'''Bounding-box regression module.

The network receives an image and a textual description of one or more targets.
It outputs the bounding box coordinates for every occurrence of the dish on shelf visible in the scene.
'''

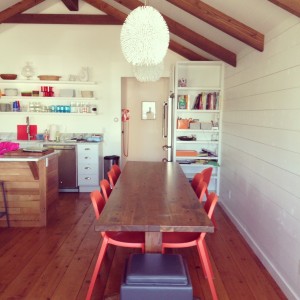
[4,88,18,96]
[176,150,198,156]
[38,75,61,81]
[0,74,17,80]
[177,136,196,141]
[21,92,32,96]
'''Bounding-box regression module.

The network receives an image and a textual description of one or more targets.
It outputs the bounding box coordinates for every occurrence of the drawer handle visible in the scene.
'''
[85,148,91,150]
[84,156,90,159]
[84,167,91,170]
[85,177,91,180]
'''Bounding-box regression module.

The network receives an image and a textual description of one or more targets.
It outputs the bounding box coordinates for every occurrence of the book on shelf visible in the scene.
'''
[192,92,220,110]
[177,95,189,109]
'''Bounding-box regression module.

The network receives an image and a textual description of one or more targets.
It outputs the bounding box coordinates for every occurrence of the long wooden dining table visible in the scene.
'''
[95,161,214,252]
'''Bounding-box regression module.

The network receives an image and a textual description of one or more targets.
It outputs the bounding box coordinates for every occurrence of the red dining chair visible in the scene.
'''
[162,192,219,300]
[201,167,213,198]
[195,181,208,204]
[86,190,145,300]
[191,172,204,192]
[111,164,121,179]
[107,169,118,188]
[197,167,218,228]
[100,179,112,202]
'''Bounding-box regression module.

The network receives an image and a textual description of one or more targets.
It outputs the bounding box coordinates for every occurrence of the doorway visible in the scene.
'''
[121,77,170,165]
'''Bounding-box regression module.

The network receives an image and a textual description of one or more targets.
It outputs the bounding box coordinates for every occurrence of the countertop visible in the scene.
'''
[0,150,59,162]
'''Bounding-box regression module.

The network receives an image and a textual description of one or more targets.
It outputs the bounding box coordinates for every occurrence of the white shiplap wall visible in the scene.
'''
[220,15,300,300]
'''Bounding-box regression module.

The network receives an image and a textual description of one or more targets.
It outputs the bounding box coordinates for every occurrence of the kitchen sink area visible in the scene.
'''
[0,132,104,193]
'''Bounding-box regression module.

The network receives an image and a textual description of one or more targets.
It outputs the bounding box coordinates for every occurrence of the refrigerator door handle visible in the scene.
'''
[162,145,172,151]
[162,102,168,138]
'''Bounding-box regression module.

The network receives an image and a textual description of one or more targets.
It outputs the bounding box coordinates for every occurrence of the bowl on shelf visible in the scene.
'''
[177,136,196,141]
[81,90,94,98]
[0,74,17,80]
[38,75,61,81]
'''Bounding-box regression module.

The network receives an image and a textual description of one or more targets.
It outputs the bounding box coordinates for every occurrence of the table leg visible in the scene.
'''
[145,232,162,252]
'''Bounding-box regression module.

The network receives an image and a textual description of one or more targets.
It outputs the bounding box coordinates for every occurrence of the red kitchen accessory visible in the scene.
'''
[17,125,37,140]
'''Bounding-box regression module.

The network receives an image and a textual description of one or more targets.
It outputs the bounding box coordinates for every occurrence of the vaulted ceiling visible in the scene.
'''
[0,0,299,67]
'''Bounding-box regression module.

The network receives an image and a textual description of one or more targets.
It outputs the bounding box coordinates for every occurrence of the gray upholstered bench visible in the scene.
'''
[121,253,193,300]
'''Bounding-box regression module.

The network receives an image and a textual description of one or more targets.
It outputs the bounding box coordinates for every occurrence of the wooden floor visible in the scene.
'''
[0,192,287,300]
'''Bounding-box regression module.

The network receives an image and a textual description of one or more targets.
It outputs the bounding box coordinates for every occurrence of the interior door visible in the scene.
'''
[121,77,169,162]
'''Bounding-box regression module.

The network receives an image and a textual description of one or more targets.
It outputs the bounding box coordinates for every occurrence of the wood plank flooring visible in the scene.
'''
[0,192,287,300]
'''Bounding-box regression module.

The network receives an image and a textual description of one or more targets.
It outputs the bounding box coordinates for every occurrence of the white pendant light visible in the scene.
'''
[133,62,164,82]
[120,5,169,66]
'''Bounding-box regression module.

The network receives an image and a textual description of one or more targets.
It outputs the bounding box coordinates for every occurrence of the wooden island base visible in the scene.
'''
[0,153,58,227]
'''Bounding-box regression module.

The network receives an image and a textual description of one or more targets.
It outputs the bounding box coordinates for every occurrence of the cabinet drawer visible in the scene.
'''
[77,155,98,164]
[78,163,99,174]
[78,174,99,185]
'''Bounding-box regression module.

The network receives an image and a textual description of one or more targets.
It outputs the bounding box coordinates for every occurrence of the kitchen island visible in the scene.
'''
[0,150,59,227]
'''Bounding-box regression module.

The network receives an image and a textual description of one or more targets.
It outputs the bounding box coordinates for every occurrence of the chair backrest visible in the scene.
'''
[201,167,213,197]
[111,164,121,179]
[195,181,207,203]
[191,172,204,192]
[107,169,118,188]
[203,192,218,219]
[201,167,213,186]
[90,190,106,219]
[100,179,112,202]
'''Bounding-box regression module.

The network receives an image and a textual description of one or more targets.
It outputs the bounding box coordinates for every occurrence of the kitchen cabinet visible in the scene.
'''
[77,143,103,192]
[0,79,98,115]
[173,61,224,194]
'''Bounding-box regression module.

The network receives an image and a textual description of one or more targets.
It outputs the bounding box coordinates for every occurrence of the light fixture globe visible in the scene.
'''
[120,6,170,66]
[133,62,164,82]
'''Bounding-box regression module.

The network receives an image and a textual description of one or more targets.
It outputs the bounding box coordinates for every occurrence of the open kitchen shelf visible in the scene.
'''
[0,80,97,85]
[1,96,96,101]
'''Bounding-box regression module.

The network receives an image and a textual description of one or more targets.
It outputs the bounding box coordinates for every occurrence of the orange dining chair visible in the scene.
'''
[100,179,112,202]
[107,169,118,188]
[191,172,204,192]
[162,192,219,300]
[195,181,208,204]
[201,167,213,198]
[86,190,145,300]
[111,164,121,179]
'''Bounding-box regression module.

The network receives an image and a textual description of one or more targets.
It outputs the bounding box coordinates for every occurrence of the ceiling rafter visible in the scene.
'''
[83,0,210,62]
[61,0,79,11]
[112,0,236,66]
[169,40,209,61]
[166,0,264,52]
[268,0,300,18]
[4,13,122,25]
[0,0,45,23]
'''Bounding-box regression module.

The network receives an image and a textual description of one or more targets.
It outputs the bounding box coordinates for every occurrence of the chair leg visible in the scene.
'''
[197,240,218,300]
[211,214,217,229]
[202,240,214,279]
[86,237,109,300]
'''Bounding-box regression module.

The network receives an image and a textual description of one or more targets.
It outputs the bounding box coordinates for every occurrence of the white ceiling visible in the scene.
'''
[0,0,295,60]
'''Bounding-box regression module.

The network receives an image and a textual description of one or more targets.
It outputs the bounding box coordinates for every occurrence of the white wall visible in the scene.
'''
[221,15,300,299]
[0,21,182,159]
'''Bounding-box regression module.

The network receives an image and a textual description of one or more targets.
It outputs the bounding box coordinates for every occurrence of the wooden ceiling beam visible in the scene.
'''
[268,0,300,17]
[166,0,265,52]
[61,0,79,11]
[0,0,45,23]
[4,14,122,25]
[111,0,236,66]
[169,40,209,61]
